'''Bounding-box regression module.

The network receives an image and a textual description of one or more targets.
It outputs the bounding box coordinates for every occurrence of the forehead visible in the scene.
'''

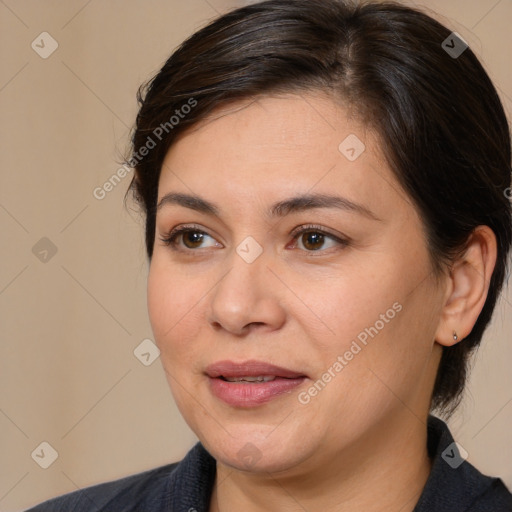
[158,93,410,220]
[169,93,367,165]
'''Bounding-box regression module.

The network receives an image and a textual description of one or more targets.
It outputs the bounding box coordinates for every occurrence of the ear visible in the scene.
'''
[435,226,497,347]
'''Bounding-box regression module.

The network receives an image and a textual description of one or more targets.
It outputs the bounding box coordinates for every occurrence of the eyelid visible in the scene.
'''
[289,224,348,242]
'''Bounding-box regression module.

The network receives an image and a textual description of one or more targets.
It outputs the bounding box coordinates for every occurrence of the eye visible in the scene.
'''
[159,225,220,250]
[290,225,349,252]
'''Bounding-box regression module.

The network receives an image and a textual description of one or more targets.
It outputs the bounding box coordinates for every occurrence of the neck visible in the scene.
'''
[209,414,432,512]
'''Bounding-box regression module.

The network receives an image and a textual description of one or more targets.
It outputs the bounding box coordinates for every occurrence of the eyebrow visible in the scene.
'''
[157,192,380,221]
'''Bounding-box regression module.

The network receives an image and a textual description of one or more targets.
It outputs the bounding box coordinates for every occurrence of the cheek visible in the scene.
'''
[147,259,212,427]
[336,280,441,415]
[147,258,203,358]
[313,268,403,350]
[311,254,438,395]
[147,260,172,341]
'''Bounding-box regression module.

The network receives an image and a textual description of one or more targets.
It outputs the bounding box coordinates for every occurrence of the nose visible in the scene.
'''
[208,248,286,336]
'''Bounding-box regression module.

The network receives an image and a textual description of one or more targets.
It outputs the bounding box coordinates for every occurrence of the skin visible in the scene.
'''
[147,93,497,511]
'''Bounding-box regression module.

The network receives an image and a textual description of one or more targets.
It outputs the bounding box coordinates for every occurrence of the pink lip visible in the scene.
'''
[205,360,307,407]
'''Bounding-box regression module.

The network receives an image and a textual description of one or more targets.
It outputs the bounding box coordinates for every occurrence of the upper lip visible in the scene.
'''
[205,360,306,379]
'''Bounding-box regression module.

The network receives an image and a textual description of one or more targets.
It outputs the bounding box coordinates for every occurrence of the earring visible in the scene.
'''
[453,331,458,342]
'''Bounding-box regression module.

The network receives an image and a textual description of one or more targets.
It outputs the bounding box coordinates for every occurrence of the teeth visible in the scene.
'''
[224,375,276,383]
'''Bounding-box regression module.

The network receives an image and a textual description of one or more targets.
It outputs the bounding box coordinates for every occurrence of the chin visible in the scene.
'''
[198,425,315,474]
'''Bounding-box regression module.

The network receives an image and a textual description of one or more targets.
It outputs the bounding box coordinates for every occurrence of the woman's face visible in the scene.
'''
[148,93,446,474]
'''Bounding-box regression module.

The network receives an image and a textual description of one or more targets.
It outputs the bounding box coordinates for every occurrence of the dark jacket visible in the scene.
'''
[25,416,512,511]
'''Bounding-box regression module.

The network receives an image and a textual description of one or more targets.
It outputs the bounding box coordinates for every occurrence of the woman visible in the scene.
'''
[27,0,512,510]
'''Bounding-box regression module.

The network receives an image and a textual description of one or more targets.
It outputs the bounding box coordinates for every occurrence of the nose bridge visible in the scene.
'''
[208,242,284,334]
[214,243,268,313]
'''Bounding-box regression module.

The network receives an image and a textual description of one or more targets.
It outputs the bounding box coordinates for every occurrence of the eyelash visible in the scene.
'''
[159,224,350,254]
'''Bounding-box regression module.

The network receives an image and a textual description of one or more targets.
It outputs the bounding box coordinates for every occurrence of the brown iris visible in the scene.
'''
[182,231,205,249]
[301,232,325,251]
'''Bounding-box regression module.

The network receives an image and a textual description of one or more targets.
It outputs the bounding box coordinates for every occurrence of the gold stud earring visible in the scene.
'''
[453,331,458,342]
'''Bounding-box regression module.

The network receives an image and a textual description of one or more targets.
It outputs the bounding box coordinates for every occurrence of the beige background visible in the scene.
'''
[0,1,511,510]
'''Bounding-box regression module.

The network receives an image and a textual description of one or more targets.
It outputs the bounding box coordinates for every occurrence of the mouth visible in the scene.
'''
[205,360,308,407]
[220,375,277,383]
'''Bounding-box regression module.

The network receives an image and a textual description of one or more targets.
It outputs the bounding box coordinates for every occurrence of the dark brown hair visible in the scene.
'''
[126,0,512,415]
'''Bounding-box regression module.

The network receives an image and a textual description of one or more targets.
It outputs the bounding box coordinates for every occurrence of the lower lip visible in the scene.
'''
[208,377,307,407]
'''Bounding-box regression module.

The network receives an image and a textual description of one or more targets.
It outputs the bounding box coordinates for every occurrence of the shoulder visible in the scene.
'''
[414,416,512,512]
[24,462,179,512]
[467,479,512,512]
[24,442,217,512]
